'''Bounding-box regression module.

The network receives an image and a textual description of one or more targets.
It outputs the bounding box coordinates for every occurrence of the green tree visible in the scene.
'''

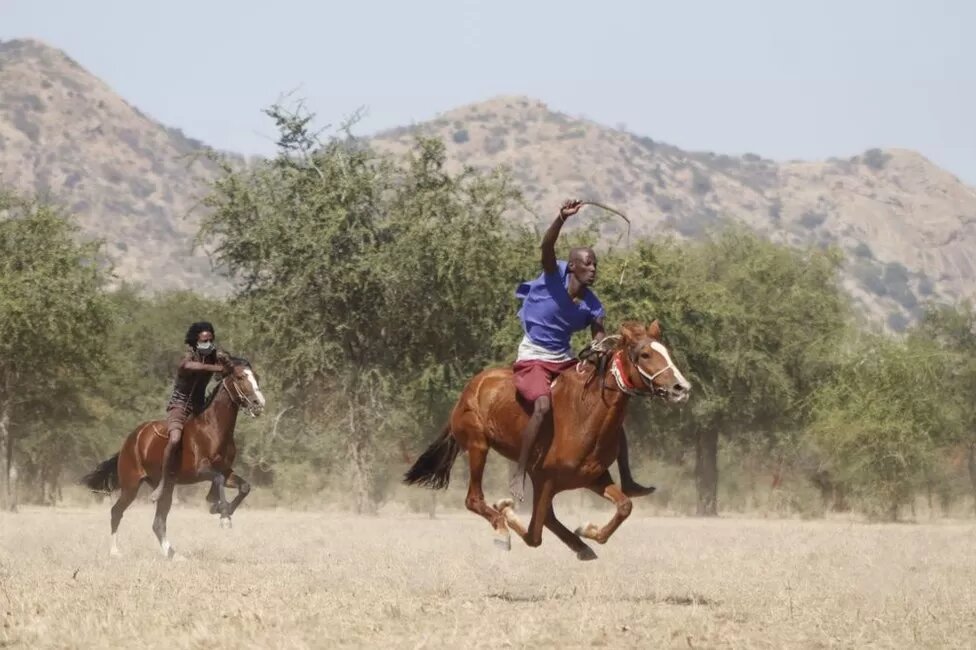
[0,190,114,510]
[808,332,960,520]
[915,301,976,512]
[197,103,534,511]
[597,228,850,515]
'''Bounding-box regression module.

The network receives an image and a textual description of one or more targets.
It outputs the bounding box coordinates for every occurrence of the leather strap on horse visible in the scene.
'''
[609,352,644,395]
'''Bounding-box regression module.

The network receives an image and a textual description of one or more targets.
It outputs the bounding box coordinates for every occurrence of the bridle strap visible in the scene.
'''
[220,374,259,415]
[610,352,645,396]
[612,347,675,397]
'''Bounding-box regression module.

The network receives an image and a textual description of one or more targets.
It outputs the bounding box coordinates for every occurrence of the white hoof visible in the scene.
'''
[493,529,512,551]
[219,517,232,529]
[172,553,187,562]
[109,547,122,558]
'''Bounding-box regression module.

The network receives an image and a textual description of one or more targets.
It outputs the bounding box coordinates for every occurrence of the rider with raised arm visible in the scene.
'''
[509,199,653,501]
[150,321,230,503]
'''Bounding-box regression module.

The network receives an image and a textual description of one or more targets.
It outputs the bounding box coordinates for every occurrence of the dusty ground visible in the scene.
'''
[1,501,975,649]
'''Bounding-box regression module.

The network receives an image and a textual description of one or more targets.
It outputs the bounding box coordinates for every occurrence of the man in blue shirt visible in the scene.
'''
[510,199,652,501]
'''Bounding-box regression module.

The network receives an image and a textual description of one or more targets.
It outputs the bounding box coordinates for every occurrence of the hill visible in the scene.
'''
[0,38,229,292]
[3,39,976,329]
[371,96,976,330]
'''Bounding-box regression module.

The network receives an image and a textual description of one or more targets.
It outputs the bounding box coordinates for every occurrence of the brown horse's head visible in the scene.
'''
[616,320,691,403]
[221,358,266,417]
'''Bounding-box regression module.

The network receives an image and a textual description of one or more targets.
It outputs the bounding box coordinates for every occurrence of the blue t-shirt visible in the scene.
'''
[515,260,605,355]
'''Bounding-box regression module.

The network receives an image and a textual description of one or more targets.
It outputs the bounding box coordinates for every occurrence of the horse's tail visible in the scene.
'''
[80,453,120,494]
[403,424,460,490]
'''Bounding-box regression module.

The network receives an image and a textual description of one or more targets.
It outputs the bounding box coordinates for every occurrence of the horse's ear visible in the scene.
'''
[647,320,662,340]
[618,321,645,343]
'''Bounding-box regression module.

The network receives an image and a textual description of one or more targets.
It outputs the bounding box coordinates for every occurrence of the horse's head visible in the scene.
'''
[222,358,266,417]
[617,320,692,403]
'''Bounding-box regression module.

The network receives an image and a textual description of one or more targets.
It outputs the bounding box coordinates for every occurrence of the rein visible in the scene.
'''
[219,374,261,417]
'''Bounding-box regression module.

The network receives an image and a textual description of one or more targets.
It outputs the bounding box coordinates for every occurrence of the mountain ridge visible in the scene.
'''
[3,39,975,330]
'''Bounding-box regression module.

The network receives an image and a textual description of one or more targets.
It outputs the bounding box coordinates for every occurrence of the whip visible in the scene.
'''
[577,200,632,284]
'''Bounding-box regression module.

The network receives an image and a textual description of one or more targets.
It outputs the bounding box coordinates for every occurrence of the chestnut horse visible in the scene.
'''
[404,320,691,560]
[81,358,265,559]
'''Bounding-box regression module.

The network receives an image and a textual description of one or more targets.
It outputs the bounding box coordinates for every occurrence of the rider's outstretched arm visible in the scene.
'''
[181,358,225,373]
[541,200,583,273]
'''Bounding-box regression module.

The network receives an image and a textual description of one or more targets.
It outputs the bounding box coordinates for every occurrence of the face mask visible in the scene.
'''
[196,341,214,355]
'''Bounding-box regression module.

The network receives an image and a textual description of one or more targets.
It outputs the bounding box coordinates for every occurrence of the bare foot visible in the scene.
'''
[622,482,656,498]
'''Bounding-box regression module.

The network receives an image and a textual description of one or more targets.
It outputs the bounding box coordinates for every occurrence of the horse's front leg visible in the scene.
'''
[575,470,633,545]
[200,468,231,528]
[224,472,251,519]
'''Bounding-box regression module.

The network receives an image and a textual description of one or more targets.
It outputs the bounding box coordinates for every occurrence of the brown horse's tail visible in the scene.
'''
[80,453,120,494]
[403,424,460,490]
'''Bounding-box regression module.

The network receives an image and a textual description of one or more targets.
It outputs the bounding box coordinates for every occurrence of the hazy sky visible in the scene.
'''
[3,0,974,183]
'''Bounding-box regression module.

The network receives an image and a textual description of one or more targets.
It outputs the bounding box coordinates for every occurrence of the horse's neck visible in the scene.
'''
[577,358,630,419]
[200,383,240,440]
[574,361,632,464]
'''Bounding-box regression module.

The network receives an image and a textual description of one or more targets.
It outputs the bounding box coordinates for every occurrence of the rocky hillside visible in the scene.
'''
[372,97,976,331]
[3,39,976,330]
[0,38,229,292]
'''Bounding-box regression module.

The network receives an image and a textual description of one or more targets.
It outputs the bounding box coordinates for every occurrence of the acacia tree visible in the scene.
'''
[198,103,534,511]
[0,190,113,510]
[597,228,850,515]
[915,301,976,512]
[808,331,959,520]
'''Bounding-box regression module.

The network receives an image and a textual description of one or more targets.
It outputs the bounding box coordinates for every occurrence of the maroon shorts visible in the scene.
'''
[512,359,577,403]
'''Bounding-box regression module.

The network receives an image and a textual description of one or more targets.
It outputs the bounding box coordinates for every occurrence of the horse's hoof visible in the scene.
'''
[209,503,220,515]
[493,530,512,551]
[171,553,187,562]
[109,547,122,558]
[219,517,232,529]
[495,535,512,551]
[576,546,598,561]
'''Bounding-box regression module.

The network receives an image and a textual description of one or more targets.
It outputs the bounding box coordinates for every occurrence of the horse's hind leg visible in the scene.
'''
[575,471,633,545]
[152,484,181,560]
[109,484,139,557]
[463,441,512,550]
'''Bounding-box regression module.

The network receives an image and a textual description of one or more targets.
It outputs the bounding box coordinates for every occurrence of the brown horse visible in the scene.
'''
[81,357,265,559]
[404,320,691,560]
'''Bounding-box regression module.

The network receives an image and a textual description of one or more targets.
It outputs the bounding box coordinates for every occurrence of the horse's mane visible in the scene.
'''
[202,356,252,411]
[576,336,625,389]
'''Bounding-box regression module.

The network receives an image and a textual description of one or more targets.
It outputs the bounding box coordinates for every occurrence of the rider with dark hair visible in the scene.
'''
[509,200,654,501]
[149,321,230,503]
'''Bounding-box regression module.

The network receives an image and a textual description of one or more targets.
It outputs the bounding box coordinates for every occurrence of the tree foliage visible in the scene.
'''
[0,190,114,508]
[3,102,976,521]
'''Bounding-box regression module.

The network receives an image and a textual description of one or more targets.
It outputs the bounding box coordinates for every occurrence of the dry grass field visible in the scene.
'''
[2,500,975,649]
